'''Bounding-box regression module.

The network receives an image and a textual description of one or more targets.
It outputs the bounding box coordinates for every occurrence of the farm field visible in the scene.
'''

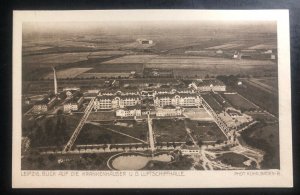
[221,93,259,111]
[153,119,188,143]
[233,81,278,116]
[87,63,144,73]
[105,55,158,64]
[44,68,93,79]
[23,52,90,65]
[244,78,278,94]
[77,72,131,79]
[248,44,277,50]
[206,43,244,50]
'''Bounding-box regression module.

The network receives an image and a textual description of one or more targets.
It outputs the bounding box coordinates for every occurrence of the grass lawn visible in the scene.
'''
[222,93,258,111]
[88,111,116,121]
[75,121,148,145]
[23,113,83,148]
[153,119,188,143]
[185,120,227,142]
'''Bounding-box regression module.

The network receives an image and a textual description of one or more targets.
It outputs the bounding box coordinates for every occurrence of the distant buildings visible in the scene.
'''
[154,93,202,107]
[116,105,142,117]
[190,79,226,92]
[137,39,153,44]
[33,95,57,113]
[156,105,182,117]
[94,95,141,111]
[180,144,201,155]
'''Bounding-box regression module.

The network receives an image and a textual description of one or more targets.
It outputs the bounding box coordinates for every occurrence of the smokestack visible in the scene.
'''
[52,67,58,95]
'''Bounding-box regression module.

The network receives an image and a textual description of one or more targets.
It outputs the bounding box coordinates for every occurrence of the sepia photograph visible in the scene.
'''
[12,10,293,188]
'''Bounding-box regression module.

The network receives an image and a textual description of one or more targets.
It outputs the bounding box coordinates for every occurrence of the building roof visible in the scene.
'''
[181,144,200,150]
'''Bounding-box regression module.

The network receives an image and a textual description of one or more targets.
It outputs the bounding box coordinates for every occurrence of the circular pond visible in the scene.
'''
[108,152,173,170]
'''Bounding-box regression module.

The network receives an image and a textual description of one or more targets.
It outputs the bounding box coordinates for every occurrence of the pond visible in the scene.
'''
[109,152,173,170]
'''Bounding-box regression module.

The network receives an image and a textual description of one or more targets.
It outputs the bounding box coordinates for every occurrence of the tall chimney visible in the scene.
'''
[52,67,58,94]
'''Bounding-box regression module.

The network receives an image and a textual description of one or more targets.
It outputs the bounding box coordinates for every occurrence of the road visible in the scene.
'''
[147,114,156,152]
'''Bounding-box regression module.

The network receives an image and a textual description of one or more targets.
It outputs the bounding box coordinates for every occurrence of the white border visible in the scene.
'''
[12,10,293,188]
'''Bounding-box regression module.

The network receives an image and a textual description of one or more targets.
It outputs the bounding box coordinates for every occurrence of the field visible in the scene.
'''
[23,52,90,65]
[44,68,93,79]
[244,78,278,94]
[88,111,116,121]
[105,55,158,64]
[201,94,224,113]
[22,113,83,148]
[233,81,278,116]
[206,43,244,50]
[77,72,131,79]
[185,120,227,142]
[248,44,277,50]
[153,119,188,143]
[221,93,259,111]
[75,120,148,145]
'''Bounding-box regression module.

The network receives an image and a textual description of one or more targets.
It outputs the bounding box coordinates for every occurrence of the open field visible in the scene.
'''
[221,93,259,111]
[86,63,144,74]
[233,82,278,116]
[248,44,277,50]
[201,94,224,113]
[77,72,131,79]
[105,55,158,64]
[153,119,188,143]
[88,111,116,121]
[185,120,227,142]
[22,113,83,147]
[44,68,93,79]
[23,52,90,64]
[206,43,244,50]
[244,78,278,94]
[75,121,147,145]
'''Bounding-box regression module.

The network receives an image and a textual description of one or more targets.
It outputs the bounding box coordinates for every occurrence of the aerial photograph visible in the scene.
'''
[21,20,279,171]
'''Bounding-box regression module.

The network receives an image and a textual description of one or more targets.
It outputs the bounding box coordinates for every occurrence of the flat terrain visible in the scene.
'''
[185,120,227,142]
[221,93,259,111]
[75,120,148,145]
[23,113,83,147]
[153,119,188,143]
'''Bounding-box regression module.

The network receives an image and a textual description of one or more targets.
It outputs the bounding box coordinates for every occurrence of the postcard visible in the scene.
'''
[12,10,293,188]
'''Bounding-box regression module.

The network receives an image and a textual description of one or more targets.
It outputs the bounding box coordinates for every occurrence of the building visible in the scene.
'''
[156,105,182,117]
[94,95,141,111]
[190,79,226,92]
[180,144,201,155]
[116,105,142,117]
[63,96,84,112]
[33,95,57,113]
[216,49,223,54]
[154,93,202,108]
[137,39,153,44]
